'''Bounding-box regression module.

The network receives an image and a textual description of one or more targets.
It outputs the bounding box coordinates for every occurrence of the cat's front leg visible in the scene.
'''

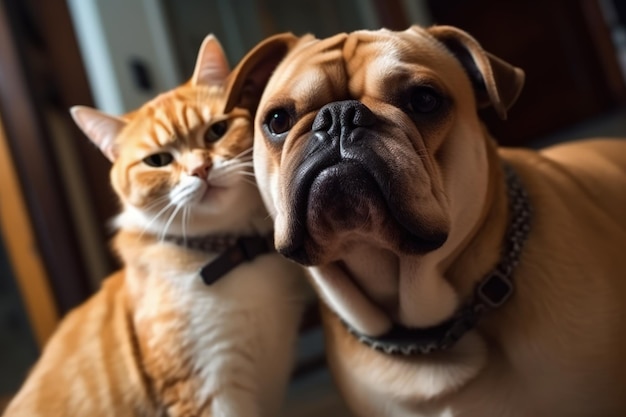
[209,389,264,417]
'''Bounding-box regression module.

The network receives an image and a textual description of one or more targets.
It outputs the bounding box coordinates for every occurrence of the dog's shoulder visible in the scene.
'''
[499,139,626,221]
[539,138,626,178]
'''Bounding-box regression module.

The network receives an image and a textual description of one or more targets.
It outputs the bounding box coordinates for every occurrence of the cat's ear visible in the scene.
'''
[191,34,230,87]
[223,32,302,116]
[70,106,126,162]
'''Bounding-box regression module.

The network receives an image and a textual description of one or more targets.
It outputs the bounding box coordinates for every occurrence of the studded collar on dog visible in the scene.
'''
[164,233,275,285]
[345,163,532,355]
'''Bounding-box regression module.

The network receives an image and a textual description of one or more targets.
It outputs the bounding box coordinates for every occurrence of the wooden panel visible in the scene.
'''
[427,0,626,145]
[35,0,118,229]
[0,1,93,313]
[22,0,119,276]
[0,117,59,347]
[372,0,410,30]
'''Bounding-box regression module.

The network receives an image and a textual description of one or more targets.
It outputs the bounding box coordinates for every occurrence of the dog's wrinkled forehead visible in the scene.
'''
[344,27,441,69]
[261,33,348,108]
[262,27,464,108]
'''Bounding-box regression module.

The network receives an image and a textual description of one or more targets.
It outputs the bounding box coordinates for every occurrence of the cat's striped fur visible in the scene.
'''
[3,35,309,417]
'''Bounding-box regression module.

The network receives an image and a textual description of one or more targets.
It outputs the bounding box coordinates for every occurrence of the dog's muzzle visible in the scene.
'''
[280,100,448,264]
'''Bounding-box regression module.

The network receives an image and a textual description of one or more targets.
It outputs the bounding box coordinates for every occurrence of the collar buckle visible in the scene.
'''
[476,270,514,309]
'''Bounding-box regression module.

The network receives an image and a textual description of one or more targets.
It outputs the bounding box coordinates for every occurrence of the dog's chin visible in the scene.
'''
[277,161,449,265]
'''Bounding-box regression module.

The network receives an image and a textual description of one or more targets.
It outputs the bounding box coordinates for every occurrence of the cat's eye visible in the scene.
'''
[205,120,228,142]
[265,109,293,136]
[143,152,174,167]
[408,86,442,114]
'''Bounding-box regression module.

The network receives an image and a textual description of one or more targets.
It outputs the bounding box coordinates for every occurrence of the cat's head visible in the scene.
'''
[71,35,267,238]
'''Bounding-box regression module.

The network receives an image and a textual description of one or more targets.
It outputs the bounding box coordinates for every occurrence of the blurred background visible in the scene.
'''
[0,0,625,414]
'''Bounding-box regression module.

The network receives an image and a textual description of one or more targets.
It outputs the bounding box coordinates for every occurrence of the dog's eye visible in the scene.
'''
[143,152,174,167]
[266,109,293,135]
[408,87,442,114]
[205,120,228,143]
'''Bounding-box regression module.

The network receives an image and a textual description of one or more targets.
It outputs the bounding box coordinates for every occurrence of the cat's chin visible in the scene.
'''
[114,180,267,238]
[198,184,227,204]
[182,181,230,212]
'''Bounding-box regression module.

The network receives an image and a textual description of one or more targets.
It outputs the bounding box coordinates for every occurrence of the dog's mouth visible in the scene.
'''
[278,157,449,265]
[273,100,449,265]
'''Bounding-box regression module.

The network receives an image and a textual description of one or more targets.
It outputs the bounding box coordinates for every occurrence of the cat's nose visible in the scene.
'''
[190,162,212,179]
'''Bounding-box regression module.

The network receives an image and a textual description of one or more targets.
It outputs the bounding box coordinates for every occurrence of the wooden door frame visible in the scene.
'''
[0,117,58,347]
[0,0,99,316]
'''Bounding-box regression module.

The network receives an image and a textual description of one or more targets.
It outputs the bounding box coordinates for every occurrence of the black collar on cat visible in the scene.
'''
[345,163,532,355]
[165,233,275,285]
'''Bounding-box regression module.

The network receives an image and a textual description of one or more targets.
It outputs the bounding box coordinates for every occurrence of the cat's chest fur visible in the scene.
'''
[121,233,307,417]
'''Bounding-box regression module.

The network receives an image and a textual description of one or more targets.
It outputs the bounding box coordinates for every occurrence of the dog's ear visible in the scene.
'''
[426,25,525,120]
[223,33,300,116]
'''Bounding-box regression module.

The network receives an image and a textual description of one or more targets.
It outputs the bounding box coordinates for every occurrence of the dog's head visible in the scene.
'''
[225,26,524,334]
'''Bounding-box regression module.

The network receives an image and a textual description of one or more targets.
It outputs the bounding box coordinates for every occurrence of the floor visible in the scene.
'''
[0,238,38,407]
[282,368,354,417]
[281,327,354,417]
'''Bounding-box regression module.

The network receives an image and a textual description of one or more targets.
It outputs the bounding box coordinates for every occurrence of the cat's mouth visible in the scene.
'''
[170,178,213,205]
[200,185,224,202]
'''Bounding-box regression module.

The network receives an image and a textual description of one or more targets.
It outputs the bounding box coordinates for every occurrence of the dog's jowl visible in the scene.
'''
[225,25,626,416]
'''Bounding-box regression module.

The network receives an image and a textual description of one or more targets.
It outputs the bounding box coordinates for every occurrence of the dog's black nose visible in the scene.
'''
[312,100,376,143]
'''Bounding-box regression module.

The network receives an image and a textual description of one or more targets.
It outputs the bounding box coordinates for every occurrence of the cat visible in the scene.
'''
[3,34,309,417]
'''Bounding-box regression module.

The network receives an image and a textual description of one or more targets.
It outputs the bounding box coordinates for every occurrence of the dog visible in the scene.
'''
[222,25,626,416]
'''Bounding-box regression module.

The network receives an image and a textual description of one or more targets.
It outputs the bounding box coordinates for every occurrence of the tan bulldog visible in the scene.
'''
[224,26,626,416]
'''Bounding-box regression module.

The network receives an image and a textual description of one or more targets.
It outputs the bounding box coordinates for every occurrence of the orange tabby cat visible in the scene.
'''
[3,35,308,417]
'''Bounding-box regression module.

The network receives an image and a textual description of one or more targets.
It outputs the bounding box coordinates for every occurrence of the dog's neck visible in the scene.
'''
[306,128,532,351]
[398,136,513,328]
[318,138,514,337]
[445,148,511,300]
[336,153,531,355]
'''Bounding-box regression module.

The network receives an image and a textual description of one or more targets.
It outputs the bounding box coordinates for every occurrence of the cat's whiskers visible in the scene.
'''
[230,147,253,161]
[211,163,258,189]
[264,205,278,220]
[139,200,177,239]
[170,184,199,206]
[181,206,190,245]
[216,160,254,172]
[138,186,194,240]
[240,177,259,189]
[209,160,254,184]
[210,172,257,188]
[160,202,186,242]
[227,163,255,170]
[210,168,253,181]
[223,153,253,164]
[142,195,172,212]
[157,182,205,241]
[236,172,259,188]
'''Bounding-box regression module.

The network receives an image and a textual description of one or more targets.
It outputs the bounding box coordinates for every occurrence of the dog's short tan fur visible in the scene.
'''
[225,26,626,416]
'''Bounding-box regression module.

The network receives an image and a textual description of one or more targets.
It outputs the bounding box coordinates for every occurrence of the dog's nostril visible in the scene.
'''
[348,103,376,128]
[313,100,376,136]
[312,108,333,132]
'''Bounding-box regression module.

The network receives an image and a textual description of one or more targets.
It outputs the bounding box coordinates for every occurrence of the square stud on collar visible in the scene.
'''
[476,270,514,308]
